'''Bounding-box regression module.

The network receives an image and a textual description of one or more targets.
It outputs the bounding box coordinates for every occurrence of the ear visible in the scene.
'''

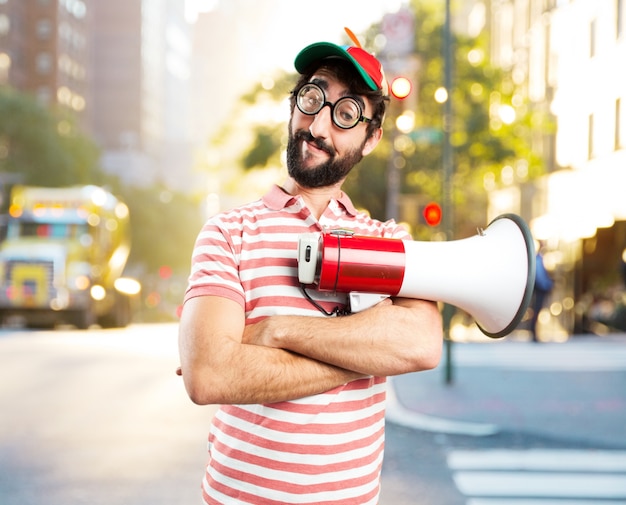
[361,127,383,156]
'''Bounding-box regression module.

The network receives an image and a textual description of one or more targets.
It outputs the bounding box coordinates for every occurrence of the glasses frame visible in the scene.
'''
[294,83,372,130]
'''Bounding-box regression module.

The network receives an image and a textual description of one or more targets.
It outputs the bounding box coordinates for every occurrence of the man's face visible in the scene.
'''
[287,69,380,188]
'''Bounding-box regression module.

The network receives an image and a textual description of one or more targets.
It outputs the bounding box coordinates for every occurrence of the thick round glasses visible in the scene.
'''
[295,83,372,130]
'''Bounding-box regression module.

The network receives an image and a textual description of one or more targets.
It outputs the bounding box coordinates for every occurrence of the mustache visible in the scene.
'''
[294,130,336,157]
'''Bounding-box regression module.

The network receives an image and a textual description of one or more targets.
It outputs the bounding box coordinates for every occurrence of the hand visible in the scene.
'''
[242,298,394,348]
[242,318,274,347]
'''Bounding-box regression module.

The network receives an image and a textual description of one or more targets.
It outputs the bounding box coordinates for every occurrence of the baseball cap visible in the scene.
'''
[294,28,389,96]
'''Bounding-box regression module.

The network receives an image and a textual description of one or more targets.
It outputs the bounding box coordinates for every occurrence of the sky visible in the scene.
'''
[186,0,407,76]
[185,0,410,144]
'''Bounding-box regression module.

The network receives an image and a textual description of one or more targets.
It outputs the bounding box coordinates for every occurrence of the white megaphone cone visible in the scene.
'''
[297,214,536,338]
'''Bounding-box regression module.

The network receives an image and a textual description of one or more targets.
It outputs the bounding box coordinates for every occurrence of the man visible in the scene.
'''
[178,34,443,505]
[530,245,553,342]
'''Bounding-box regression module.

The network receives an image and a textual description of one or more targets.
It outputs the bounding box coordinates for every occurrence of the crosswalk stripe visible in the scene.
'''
[448,449,626,502]
[448,449,626,472]
[467,500,618,505]
[453,472,626,498]
[451,343,626,371]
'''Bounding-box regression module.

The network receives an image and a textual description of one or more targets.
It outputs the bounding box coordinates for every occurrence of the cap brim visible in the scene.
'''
[294,42,378,92]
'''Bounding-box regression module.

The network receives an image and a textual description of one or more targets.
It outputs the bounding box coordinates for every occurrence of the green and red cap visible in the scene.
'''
[294,28,389,96]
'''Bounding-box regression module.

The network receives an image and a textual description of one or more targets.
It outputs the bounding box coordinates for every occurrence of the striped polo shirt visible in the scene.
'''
[184,184,410,505]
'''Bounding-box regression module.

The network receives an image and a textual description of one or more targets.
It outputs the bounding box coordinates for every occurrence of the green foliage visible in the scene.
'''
[241,124,284,169]
[0,86,202,309]
[240,71,294,104]
[346,1,551,237]
[0,87,102,186]
[238,72,292,172]
[206,3,552,239]
[111,183,204,276]
[343,140,391,220]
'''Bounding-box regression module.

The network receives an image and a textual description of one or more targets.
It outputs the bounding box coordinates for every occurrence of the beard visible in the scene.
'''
[286,128,365,188]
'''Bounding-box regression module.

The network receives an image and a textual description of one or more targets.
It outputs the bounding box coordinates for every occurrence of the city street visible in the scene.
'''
[1,323,625,505]
[0,324,217,505]
[380,336,626,504]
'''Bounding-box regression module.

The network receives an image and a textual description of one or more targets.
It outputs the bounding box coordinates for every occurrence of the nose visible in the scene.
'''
[308,103,332,140]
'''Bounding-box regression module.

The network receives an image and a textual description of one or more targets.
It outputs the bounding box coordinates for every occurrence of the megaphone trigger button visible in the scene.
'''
[305,245,311,262]
[329,229,355,237]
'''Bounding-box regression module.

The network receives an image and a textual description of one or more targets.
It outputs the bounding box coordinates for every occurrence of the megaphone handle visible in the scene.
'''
[349,292,391,312]
[299,285,389,316]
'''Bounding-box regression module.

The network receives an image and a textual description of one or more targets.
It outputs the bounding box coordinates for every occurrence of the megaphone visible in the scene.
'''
[297,214,536,338]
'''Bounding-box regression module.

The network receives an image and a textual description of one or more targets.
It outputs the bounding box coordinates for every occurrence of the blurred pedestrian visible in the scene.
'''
[620,248,626,287]
[530,246,553,342]
[177,30,443,504]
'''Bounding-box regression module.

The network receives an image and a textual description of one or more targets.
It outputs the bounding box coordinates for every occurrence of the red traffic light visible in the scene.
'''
[390,76,412,99]
[159,265,173,279]
[423,202,442,226]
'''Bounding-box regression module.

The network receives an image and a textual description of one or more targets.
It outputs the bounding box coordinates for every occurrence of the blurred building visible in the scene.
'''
[189,0,287,145]
[0,0,92,127]
[488,0,626,336]
[91,0,195,191]
[0,0,198,192]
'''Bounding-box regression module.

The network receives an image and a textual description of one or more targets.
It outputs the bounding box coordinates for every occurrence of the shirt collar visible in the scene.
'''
[263,184,358,217]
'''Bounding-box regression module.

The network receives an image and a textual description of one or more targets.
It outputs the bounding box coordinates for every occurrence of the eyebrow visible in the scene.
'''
[309,77,330,91]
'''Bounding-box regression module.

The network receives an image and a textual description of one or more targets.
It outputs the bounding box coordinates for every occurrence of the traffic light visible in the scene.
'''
[159,265,172,279]
[390,76,412,99]
[422,202,442,226]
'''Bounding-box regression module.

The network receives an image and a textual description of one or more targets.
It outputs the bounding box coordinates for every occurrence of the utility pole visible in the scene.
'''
[443,0,455,385]
[381,6,416,222]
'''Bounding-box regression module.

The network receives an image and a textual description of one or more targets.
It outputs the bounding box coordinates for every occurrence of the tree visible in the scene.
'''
[113,183,204,275]
[344,0,550,238]
[0,87,102,187]
[204,3,551,240]
[0,87,205,322]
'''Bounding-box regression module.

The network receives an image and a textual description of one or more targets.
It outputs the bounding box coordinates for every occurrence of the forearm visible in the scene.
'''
[178,296,364,405]
[181,340,364,406]
[246,299,443,377]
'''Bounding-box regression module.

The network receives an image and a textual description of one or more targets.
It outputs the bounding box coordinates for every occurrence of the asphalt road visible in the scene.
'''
[380,334,626,504]
[0,324,217,505]
[1,324,625,505]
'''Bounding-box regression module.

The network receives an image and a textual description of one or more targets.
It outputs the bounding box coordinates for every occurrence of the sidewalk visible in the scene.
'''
[386,334,626,447]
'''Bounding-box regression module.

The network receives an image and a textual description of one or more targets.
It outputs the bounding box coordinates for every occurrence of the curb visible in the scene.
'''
[385,377,499,437]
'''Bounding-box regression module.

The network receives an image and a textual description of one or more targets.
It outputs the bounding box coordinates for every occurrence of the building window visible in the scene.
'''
[61,0,87,19]
[37,86,52,106]
[617,98,623,150]
[36,19,53,40]
[0,52,10,84]
[35,52,53,74]
[588,113,595,159]
[0,13,9,36]
[544,0,557,12]
[590,19,596,58]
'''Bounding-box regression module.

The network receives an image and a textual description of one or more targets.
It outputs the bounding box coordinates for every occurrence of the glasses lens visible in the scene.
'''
[297,84,324,115]
[333,98,362,129]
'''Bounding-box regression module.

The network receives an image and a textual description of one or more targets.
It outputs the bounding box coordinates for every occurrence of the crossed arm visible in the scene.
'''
[178,295,443,406]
